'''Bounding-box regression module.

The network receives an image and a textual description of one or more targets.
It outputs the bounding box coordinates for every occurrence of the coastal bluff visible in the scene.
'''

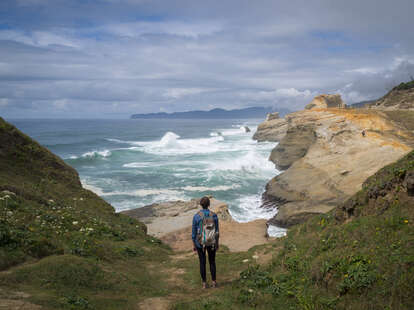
[254,94,414,227]
[121,198,270,252]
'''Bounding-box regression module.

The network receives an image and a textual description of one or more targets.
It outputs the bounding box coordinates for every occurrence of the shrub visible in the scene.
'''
[338,255,377,294]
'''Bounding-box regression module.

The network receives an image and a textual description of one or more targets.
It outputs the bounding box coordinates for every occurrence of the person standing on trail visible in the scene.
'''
[192,196,219,289]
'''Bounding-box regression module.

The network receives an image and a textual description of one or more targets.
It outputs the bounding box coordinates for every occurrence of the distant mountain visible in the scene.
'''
[131,107,290,119]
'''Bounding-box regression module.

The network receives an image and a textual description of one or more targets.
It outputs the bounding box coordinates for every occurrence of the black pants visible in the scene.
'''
[196,246,216,282]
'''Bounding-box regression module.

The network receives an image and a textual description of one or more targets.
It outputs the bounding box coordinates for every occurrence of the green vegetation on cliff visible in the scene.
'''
[393,80,414,91]
[0,117,171,309]
[176,151,414,309]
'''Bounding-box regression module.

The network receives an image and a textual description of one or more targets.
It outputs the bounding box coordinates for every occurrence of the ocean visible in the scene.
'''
[9,118,286,237]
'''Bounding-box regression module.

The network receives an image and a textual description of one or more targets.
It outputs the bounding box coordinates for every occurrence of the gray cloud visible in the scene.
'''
[1,0,414,118]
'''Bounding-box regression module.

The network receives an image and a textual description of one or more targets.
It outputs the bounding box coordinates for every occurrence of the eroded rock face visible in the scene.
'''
[305,94,346,110]
[253,118,288,142]
[269,124,316,170]
[261,108,413,228]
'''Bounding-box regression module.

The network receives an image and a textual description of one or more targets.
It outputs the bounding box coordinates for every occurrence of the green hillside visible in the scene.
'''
[0,117,171,309]
[176,151,414,309]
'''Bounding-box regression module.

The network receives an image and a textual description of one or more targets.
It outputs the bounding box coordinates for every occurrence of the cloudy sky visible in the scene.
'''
[1,0,414,118]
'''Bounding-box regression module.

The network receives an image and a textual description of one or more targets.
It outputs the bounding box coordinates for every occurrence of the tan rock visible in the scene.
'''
[266,112,280,121]
[263,108,413,227]
[253,118,288,142]
[269,124,316,170]
[305,94,346,110]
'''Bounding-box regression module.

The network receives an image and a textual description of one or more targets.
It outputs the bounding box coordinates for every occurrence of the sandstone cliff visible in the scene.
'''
[255,107,414,227]
[252,112,288,142]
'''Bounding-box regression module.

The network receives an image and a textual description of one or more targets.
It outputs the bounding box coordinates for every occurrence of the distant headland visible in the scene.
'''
[130,106,291,119]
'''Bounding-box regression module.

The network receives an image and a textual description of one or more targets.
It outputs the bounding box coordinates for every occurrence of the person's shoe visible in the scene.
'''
[202,282,207,289]
[212,281,217,288]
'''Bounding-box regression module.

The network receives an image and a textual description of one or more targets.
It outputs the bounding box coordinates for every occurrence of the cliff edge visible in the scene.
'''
[254,95,414,227]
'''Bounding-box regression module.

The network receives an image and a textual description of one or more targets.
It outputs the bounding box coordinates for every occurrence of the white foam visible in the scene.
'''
[230,194,279,223]
[82,181,106,196]
[106,138,128,144]
[137,131,225,155]
[181,185,240,192]
[81,150,112,158]
[220,127,245,136]
[159,131,180,147]
[267,225,287,238]
[209,150,276,174]
[123,162,156,168]
[105,188,182,197]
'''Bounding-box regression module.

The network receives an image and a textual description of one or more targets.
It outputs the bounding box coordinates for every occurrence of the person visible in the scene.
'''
[192,196,219,289]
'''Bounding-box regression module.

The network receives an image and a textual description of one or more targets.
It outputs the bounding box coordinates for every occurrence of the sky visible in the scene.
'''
[1,0,414,119]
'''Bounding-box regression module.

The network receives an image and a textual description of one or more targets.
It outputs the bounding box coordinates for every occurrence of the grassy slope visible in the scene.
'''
[176,151,414,310]
[0,117,171,309]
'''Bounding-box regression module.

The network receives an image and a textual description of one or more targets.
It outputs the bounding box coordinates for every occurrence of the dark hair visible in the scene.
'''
[200,196,210,209]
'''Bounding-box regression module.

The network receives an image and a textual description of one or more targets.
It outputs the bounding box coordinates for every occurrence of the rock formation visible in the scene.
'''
[252,116,288,142]
[255,106,414,228]
[305,94,346,110]
[266,112,280,121]
[269,124,316,170]
[243,126,251,133]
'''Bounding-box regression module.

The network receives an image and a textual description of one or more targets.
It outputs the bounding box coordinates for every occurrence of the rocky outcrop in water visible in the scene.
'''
[255,105,414,228]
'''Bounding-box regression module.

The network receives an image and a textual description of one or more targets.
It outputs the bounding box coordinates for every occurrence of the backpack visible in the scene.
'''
[197,210,217,248]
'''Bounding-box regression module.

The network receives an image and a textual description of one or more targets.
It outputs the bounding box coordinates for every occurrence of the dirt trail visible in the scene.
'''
[125,198,278,309]
[138,244,276,310]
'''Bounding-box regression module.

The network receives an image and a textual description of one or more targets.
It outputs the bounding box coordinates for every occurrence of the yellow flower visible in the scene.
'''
[404,219,409,224]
